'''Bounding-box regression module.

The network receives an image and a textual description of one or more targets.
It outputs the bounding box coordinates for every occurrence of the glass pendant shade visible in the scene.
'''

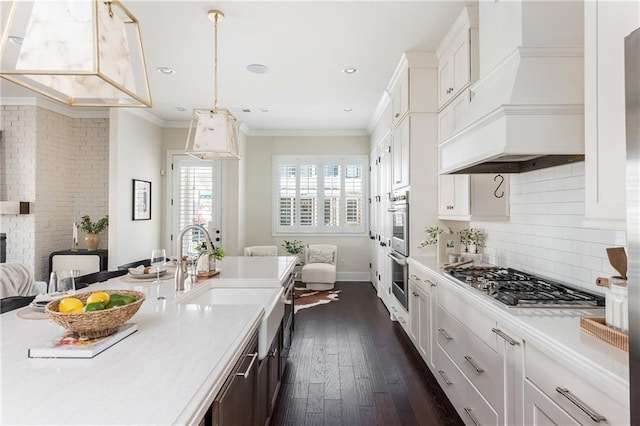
[0,0,151,107]
[186,108,241,160]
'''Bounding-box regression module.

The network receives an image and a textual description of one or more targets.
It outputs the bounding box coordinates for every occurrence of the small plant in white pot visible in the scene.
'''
[282,240,304,263]
[79,215,108,251]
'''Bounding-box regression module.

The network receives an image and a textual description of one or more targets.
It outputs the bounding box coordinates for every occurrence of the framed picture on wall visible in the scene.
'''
[132,179,151,221]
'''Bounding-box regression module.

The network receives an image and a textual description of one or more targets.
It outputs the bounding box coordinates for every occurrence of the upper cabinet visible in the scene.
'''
[436,6,478,110]
[392,117,410,190]
[391,68,410,128]
[584,0,639,228]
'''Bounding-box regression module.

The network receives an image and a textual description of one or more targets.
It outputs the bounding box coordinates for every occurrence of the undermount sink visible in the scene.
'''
[180,287,284,359]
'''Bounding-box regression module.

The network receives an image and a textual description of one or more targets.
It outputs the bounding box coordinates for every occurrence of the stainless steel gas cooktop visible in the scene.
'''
[445,266,605,308]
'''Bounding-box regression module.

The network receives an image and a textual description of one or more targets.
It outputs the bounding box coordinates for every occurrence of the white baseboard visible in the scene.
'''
[336,271,370,282]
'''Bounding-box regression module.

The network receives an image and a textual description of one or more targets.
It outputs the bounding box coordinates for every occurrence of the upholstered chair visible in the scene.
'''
[301,244,337,290]
[243,246,278,256]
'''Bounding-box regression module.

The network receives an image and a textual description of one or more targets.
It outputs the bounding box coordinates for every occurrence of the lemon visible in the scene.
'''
[58,297,83,313]
[86,291,110,306]
[83,302,105,312]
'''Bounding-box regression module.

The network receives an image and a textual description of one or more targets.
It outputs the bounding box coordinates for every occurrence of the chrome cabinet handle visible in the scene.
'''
[395,113,400,118]
[426,279,436,287]
[464,407,481,426]
[410,274,421,281]
[438,328,453,340]
[399,317,406,325]
[438,370,453,385]
[555,387,606,423]
[236,352,258,378]
[491,328,520,346]
[464,355,485,373]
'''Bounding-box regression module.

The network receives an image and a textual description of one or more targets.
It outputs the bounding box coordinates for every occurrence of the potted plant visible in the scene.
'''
[418,226,445,248]
[79,215,108,251]
[458,227,486,254]
[282,240,304,263]
[194,243,226,272]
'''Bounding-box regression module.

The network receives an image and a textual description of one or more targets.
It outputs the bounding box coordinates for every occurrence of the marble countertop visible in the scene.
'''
[408,256,630,403]
[1,256,297,425]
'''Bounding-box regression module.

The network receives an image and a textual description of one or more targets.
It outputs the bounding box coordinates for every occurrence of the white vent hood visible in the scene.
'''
[439,1,585,174]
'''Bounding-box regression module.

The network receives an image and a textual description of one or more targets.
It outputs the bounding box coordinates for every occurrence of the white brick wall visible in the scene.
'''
[473,162,626,295]
[1,106,109,280]
[0,106,37,270]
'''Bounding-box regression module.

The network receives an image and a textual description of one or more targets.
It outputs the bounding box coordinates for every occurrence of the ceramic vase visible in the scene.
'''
[84,233,100,251]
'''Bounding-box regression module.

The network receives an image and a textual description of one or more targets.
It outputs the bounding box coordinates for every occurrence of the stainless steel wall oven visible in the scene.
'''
[388,191,409,310]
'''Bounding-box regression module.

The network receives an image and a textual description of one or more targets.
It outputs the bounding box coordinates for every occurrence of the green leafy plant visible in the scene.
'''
[194,244,226,260]
[282,240,304,255]
[458,228,486,252]
[418,226,445,248]
[79,215,109,234]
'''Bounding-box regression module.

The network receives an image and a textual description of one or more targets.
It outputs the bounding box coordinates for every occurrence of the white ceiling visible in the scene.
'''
[0,1,468,133]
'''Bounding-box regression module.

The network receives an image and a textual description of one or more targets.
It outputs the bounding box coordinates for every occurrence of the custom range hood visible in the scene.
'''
[439,1,585,174]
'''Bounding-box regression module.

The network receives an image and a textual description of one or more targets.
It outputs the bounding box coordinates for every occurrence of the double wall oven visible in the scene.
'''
[388,190,409,310]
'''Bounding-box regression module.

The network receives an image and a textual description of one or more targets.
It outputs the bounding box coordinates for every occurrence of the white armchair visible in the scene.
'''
[301,244,337,291]
[243,245,278,256]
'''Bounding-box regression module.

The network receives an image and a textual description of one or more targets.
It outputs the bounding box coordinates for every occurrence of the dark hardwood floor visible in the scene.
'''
[270,282,463,426]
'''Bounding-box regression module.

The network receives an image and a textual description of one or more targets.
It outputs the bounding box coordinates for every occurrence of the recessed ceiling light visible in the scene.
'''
[260,108,269,113]
[344,108,353,112]
[8,36,23,45]
[241,109,252,113]
[156,66,175,75]
[246,64,269,74]
[342,67,358,74]
[175,106,186,112]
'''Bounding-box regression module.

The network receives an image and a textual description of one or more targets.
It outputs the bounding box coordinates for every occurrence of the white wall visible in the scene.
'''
[474,162,626,295]
[1,105,109,280]
[108,109,163,269]
[245,134,370,280]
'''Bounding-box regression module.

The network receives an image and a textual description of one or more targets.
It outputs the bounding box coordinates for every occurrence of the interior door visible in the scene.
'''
[169,155,222,258]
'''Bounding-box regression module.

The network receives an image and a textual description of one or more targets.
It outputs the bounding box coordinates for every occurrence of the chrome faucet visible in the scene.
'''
[175,224,215,291]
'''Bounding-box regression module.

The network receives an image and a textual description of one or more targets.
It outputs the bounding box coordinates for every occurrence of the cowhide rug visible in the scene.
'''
[293,288,341,313]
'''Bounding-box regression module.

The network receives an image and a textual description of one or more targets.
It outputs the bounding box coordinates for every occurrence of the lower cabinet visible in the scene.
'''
[211,332,259,426]
[408,279,432,367]
[258,326,283,426]
[523,343,629,425]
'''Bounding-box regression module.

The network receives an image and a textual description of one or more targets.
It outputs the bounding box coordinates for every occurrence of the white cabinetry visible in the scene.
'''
[438,175,470,219]
[408,265,437,368]
[584,0,639,228]
[391,68,409,127]
[392,117,410,190]
[437,6,478,109]
[524,343,629,425]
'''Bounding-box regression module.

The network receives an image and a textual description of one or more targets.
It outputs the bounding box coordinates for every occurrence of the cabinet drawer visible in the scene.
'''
[436,345,498,426]
[525,344,629,425]
[408,266,437,294]
[438,284,497,350]
[390,298,410,335]
[436,305,500,410]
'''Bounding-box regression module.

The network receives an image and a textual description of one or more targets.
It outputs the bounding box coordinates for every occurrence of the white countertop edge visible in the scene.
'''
[407,256,630,404]
[175,308,263,425]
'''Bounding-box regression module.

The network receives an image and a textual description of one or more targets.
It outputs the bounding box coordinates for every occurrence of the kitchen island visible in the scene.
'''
[1,255,297,425]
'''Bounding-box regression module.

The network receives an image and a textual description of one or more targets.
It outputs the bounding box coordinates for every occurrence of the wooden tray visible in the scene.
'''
[580,317,628,352]
[197,270,220,278]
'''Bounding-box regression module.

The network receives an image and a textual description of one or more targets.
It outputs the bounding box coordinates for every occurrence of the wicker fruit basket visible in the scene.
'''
[45,290,145,338]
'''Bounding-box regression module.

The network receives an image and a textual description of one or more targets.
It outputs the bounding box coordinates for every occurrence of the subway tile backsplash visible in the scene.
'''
[473,162,626,295]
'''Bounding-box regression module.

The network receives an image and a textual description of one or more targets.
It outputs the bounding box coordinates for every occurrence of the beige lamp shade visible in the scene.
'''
[0,0,151,107]
[185,108,241,160]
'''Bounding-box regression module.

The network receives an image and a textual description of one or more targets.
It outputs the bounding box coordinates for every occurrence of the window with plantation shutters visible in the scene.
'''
[273,155,368,234]
[170,157,222,257]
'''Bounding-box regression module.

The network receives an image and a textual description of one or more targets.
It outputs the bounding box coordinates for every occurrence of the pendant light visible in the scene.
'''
[0,0,151,107]
[185,9,241,160]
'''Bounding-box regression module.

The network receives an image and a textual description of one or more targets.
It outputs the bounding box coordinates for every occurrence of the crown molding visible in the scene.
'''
[1,97,110,118]
[124,107,165,127]
[366,90,391,135]
[247,129,369,137]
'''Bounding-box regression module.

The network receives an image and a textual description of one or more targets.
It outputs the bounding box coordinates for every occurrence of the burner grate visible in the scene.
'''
[446,267,604,308]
